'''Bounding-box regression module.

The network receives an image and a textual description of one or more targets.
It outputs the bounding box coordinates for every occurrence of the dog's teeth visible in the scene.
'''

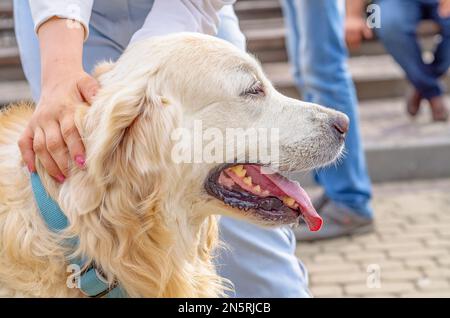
[282,196,296,208]
[243,177,252,186]
[160,97,170,106]
[253,185,261,193]
[229,165,246,178]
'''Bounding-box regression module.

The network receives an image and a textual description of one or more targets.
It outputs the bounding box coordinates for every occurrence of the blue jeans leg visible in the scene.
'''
[216,218,310,298]
[281,0,373,217]
[375,0,444,99]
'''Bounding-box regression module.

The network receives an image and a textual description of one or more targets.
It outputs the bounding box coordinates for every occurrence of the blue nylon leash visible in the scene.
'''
[30,173,126,297]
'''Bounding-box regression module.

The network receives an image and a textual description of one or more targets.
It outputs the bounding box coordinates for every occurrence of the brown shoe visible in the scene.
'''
[406,89,422,117]
[429,96,449,122]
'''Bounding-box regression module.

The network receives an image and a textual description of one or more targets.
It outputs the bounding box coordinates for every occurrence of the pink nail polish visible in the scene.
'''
[27,164,34,173]
[75,155,86,167]
[56,175,65,183]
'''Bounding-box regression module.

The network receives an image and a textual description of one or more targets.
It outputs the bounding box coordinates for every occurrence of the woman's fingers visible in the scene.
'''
[60,116,85,168]
[18,126,36,173]
[45,122,71,178]
[33,126,66,183]
[20,71,98,181]
[78,75,100,104]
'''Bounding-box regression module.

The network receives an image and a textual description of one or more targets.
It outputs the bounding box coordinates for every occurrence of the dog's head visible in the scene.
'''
[62,33,348,296]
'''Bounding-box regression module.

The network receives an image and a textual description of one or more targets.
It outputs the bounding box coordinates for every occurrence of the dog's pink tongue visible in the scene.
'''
[262,168,323,232]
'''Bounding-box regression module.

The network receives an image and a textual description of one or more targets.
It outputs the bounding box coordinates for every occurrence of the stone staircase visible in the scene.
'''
[1,0,449,182]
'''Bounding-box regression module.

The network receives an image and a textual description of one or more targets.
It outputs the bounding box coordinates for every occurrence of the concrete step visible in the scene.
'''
[0,0,19,82]
[243,23,287,63]
[0,46,24,81]
[235,0,282,20]
[0,31,16,48]
[360,96,450,148]
[291,96,450,185]
[0,0,12,14]
[0,16,13,30]
[0,46,19,65]
[263,55,450,101]
[0,2,15,48]
[0,80,32,106]
[360,96,450,183]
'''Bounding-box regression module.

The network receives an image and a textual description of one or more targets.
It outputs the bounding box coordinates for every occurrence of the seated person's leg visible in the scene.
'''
[375,0,443,100]
[425,1,450,121]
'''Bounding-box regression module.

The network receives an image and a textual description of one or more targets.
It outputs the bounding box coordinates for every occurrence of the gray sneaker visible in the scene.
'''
[294,196,374,241]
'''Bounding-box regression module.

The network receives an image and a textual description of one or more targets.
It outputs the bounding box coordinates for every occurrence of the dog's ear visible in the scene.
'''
[61,73,185,296]
[63,74,181,219]
[83,75,181,185]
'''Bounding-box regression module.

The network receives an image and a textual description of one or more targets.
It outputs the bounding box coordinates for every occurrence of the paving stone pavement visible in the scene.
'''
[297,178,450,298]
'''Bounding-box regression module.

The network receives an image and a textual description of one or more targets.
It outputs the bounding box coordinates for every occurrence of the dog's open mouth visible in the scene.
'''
[205,164,323,231]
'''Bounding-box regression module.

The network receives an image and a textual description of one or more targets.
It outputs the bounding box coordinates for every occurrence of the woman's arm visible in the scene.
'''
[18,17,99,182]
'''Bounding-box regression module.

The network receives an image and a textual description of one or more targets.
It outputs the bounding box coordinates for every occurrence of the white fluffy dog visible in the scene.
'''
[0,33,348,297]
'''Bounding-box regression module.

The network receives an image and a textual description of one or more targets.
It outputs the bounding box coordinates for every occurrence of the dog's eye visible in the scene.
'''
[243,81,265,97]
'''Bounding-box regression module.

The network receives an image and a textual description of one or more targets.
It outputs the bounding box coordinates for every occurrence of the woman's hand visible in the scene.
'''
[345,0,373,50]
[19,70,98,182]
[345,15,373,50]
[439,0,450,18]
[18,17,99,182]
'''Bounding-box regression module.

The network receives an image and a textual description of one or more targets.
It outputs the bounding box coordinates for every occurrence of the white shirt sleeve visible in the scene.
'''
[28,0,94,40]
[130,0,236,44]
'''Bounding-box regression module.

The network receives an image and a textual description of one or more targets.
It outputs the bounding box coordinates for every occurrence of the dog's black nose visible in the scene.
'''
[332,113,350,135]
